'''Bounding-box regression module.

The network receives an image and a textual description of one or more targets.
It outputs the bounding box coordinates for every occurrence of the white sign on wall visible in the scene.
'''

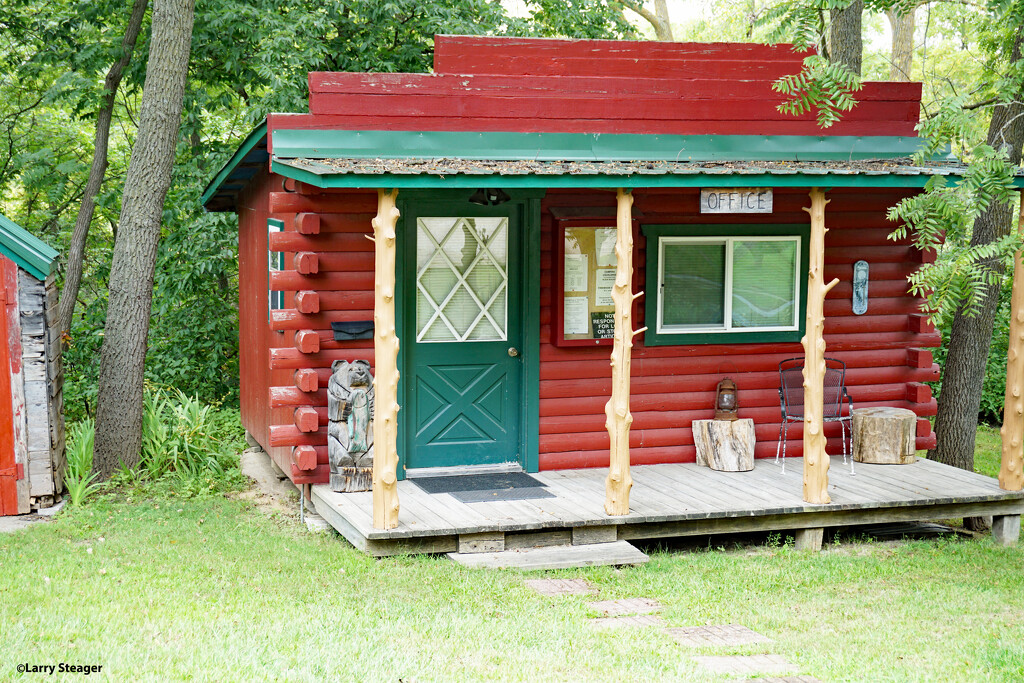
[700,188,773,214]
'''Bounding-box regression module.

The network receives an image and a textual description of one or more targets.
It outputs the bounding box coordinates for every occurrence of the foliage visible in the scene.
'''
[1,0,637,421]
[772,54,862,127]
[68,390,246,497]
[128,387,246,491]
[63,418,102,506]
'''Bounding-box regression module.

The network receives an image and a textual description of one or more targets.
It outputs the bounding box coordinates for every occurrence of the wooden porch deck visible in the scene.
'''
[311,457,1024,557]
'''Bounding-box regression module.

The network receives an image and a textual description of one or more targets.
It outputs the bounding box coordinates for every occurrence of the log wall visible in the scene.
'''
[246,182,939,484]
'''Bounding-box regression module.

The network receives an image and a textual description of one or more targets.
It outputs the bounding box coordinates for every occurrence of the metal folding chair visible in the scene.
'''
[775,357,854,474]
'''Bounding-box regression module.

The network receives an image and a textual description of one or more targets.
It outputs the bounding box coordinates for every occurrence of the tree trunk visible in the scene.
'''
[622,0,673,41]
[829,0,863,76]
[92,0,195,479]
[57,0,149,336]
[653,0,673,41]
[930,29,1024,530]
[886,6,916,81]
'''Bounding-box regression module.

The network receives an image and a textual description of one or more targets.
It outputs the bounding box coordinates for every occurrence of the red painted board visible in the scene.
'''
[309,72,919,104]
[0,257,18,515]
[268,112,918,138]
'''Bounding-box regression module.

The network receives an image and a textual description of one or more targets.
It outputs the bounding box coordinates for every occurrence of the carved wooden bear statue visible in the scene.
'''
[327,359,375,492]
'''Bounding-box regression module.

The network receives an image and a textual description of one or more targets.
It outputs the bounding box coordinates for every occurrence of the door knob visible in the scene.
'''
[508,347,520,357]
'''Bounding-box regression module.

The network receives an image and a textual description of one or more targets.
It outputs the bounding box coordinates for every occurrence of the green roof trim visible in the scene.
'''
[271,129,935,163]
[0,213,59,280]
[201,120,269,210]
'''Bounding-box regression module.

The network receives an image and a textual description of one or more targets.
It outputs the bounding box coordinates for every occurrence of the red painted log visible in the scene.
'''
[295,252,319,275]
[295,329,320,354]
[272,348,374,370]
[270,271,374,292]
[270,425,326,447]
[272,310,373,331]
[296,212,320,235]
[270,232,372,253]
[271,386,327,408]
[295,291,320,314]
[907,348,933,368]
[294,406,319,433]
[909,314,936,333]
[294,368,319,392]
[268,191,378,214]
[292,445,318,471]
[906,383,931,403]
[291,463,329,484]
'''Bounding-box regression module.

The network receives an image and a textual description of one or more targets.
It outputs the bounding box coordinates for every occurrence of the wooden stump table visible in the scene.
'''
[693,419,755,472]
[852,406,917,464]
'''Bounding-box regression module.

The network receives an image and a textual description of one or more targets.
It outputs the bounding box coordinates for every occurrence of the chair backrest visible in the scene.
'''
[778,357,847,419]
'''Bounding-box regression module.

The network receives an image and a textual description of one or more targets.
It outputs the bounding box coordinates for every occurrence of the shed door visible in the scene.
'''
[404,213,523,470]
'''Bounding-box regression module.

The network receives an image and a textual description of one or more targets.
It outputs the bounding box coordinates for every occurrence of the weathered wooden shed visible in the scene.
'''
[203,36,1024,558]
[0,213,64,515]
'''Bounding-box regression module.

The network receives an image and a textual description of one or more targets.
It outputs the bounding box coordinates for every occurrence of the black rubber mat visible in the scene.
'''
[412,471,545,494]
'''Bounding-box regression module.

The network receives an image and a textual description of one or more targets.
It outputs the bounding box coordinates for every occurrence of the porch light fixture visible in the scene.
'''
[469,188,511,206]
[715,378,739,421]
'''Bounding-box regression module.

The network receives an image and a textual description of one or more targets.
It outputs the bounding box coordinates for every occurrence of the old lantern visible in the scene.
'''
[715,378,739,421]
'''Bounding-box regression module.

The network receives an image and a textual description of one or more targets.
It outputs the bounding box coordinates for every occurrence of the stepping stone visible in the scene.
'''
[589,614,664,629]
[694,655,796,676]
[524,578,597,597]
[667,624,771,648]
[588,597,661,617]
[744,677,824,683]
[449,540,648,570]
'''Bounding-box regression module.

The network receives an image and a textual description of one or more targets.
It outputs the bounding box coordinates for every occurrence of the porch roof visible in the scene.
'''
[202,126,1023,211]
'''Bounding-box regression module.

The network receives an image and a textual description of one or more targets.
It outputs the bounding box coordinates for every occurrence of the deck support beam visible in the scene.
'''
[605,188,644,516]
[801,188,838,505]
[1000,189,1024,492]
[371,188,401,530]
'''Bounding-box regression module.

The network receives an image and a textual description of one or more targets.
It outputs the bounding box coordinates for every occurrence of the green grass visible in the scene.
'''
[975,424,1003,478]
[2,492,1023,682]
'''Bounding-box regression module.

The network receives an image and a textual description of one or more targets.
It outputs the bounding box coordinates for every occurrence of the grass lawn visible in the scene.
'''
[2,482,1023,682]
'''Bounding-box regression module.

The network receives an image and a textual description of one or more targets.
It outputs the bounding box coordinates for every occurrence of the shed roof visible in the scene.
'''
[0,213,59,281]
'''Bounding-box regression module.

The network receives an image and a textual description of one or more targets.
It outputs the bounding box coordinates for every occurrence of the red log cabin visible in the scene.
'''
[203,36,1023,555]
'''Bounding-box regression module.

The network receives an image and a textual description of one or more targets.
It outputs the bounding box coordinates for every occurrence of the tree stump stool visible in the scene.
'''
[852,406,917,464]
[693,419,755,472]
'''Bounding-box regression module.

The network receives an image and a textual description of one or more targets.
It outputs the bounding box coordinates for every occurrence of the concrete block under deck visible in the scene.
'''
[311,457,1024,559]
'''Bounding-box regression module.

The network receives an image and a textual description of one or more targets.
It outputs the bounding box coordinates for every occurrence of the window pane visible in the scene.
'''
[731,240,797,328]
[662,242,725,327]
[416,217,508,342]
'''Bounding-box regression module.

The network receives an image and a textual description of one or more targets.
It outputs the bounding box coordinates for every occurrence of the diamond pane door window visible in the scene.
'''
[416,217,508,342]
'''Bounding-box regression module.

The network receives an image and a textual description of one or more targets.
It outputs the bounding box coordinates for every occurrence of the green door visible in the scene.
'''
[402,205,524,470]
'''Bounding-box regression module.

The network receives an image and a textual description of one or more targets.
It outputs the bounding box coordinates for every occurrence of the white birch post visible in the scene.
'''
[372,188,401,529]
[1000,190,1024,492]
[605,188,646,516]
[801,188,838,505]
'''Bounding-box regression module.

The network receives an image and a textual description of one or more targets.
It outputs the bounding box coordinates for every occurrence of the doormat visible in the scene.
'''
[450,487,554,503]
[412,472,545,495]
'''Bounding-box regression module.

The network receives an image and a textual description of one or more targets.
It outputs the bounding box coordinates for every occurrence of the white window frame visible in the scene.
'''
[656,234,802,335]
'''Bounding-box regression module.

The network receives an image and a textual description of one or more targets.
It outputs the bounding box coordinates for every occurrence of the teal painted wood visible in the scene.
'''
[0,213,58,281]
[642,224,811,347]
[397,191,542,472]
[200,120,268,210]
[270,130,929,162]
